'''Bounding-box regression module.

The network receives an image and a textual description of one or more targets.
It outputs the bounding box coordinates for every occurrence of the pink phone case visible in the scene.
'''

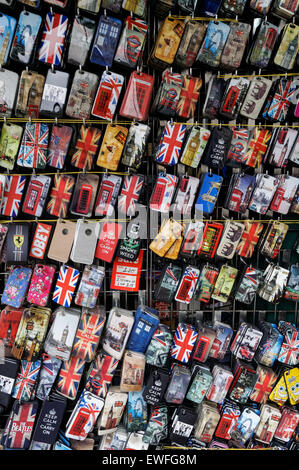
[27,264,56,307]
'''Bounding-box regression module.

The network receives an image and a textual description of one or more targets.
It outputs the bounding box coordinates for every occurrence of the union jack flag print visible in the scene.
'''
[92,71,124,121]
[1,175,25,217]
[155,122,186,166]
[278,324,299,366]
[36,353,62,401]
[171,322,198,363]
[176,76,202,120]
[250,365,277,403]
[267,78,297,122]
[150,173,178,213]
[56,356,85,400]
[72,310,106,362]
[66,390,104,440]
[21,123,49,169]
[46,174,75,218]
[12,360,41,402]
[2,401,38,450]
[236,221,264,258]
[174,266,200,304]
[71,126,102,171]
[86,351,119,399]
[118,174,144,216]
[38,12,68,66]
[53,265,80,308]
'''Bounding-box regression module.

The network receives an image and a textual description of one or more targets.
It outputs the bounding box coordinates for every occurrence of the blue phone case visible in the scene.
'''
[90,15,122,67]
[195,173,223,214]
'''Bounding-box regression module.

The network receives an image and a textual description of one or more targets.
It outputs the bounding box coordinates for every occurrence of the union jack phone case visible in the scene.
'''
[38,12,68,66]
[47,125,73,169]
[66,390,104,441]
[176,75,202,120]
[119,70,154,121]
[1,400,38,450]
[174,266,200,304]
[265,77,296,122]
[92,70,124,121]
[171,322,198,363]
[250,365,277,404]
[52,265,80,308]
[90,15,122,67]
[56,356,85,400]
[72,307,106,362]
[118,174,145,216]
[46,174,75,218]
[71,126,102,171]
[155,121,186,166]
[12,359,41,402]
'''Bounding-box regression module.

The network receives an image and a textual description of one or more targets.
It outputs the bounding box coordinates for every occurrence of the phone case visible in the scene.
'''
[248,21,278,68]
[0,69,18,119]
[171,322,198,362]
[56,356,85,400]
[52,265,80,308]
[266,77,296,122]
[267,128,298,168]
[240,76,272,120]
[258,264,290,303]
[114,16,147,69]
[1,400,38,449]
[274,24,299,70]
[26,265,55,308]
[70,219,100,265]
[235,266,263,304]
[0,13,16,65]
[0,123,23,171]
[229,363,257,405]
[12,359,41,402]
[94,173,122,217]
[145,323,172,367]
[225,174,255,213]
[259,221,289,258]
[175,20,206,69]
[0,357,19,409]
[78,0,101,12]
[209,322,233,360]
[91,70,123,121]
[39,69,69,117]
[195,173,223,215]
[118,174,144,216]
[18,122,49,169]
[219,77,250,120]
[150,17,185,69]
[75,267,104,310]
[90,15,122,67]
[172,176,199,216]
[230,407,260,444]
[202,127,233,170]
[255,321,284,367]
[71,126,102,171]
[194,401,220,443]
[121,122,150,170]
[277,321,299,366]
[22,175,51,217]
[270,175,299,214]
[97,124,128,171]
[250,365,277,404]
[70,173,99,217]
[72,307,106,362]
[46,174,75,218]
[272,0,299,18]
[206,365,234,403]
[66,70,98,120]
[186,366,213,405]
[274,407,299,442]
[67,15,96,67]
[15,70,45,119]
[176,75,202,120]
[35,353,62,401]
[120,351,145,392]
[10,11,41,64]
[102,0,122,11]
[248,174,277,214]
[194,265,219,304]
[220,22,251,70]
[47,220,76,264]
[215,403,241,440]
[250,0,272,14]
[165,364,191,404]
[102,307,134,360]
[152,69,183,118]
[44,307,80,362]
[211,265,238,303]
[284,265,299,302]
[119,70,154,121]
[230,322,263,361]
[98,387,128,430]
[180,126,210,168]
[197,222,223,258]
[65,390,104,440]
[2,267,32,309]
[154,121,186,166]
[38,12,68,66]
[174,266,200,305]
[216,221,244,260]
[124,390,147,432]
[284,368,299,405]
[5,223,29,264]
[180,220,204,258]
[203,75,226,119]
[116,219,141,262]
[95,221,123,263]
[254,404,282,444]
[197,21,230,68]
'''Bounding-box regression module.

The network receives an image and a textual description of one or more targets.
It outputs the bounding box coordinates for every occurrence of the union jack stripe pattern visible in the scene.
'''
[38,12,68,66]
[85,351,119,399]
[250,366,277,403]
[71,126,102,171]
[243,128,272,168]
[46,174,75,218]
[56,356,85,400]
[12,360,41,402]
[72,310,106,362]
[176,76,202,120]
[118,174,144,216]
[20,123,49,169]
[267,78,297,122]
[155,122,186,166]
[171,322,198,363]
[53,265,80,308]
[1,175,25,217]
[277,323,299,366]
[236,221,264,258]
[2,401,38,450]
[36,353,62,401]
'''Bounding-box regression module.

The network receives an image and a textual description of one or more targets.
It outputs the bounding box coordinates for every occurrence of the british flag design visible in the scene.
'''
[66,390,104,440]
[12,360,41,402]
[236,221,264,258]
[71,126,102,171]
[278,324,299,366]
[150,173,178,212]
[46,174,75,218]
[1,175,25,218]
[72,310,106,362]
[56,356,85,400]
[38,12,68,66]
[250,366,277,403]
[155,122,186,166]
[2,401,38,450]
[243,128,272,168]
[36,353,62,401]
[267,78,297,122]
[92,71,124,121]
[85,351,119,399]
[21,123,49,169]
[53,265,80,308]
[118,174,144,216]
[176,76,202,120]
[171,322,198,363]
